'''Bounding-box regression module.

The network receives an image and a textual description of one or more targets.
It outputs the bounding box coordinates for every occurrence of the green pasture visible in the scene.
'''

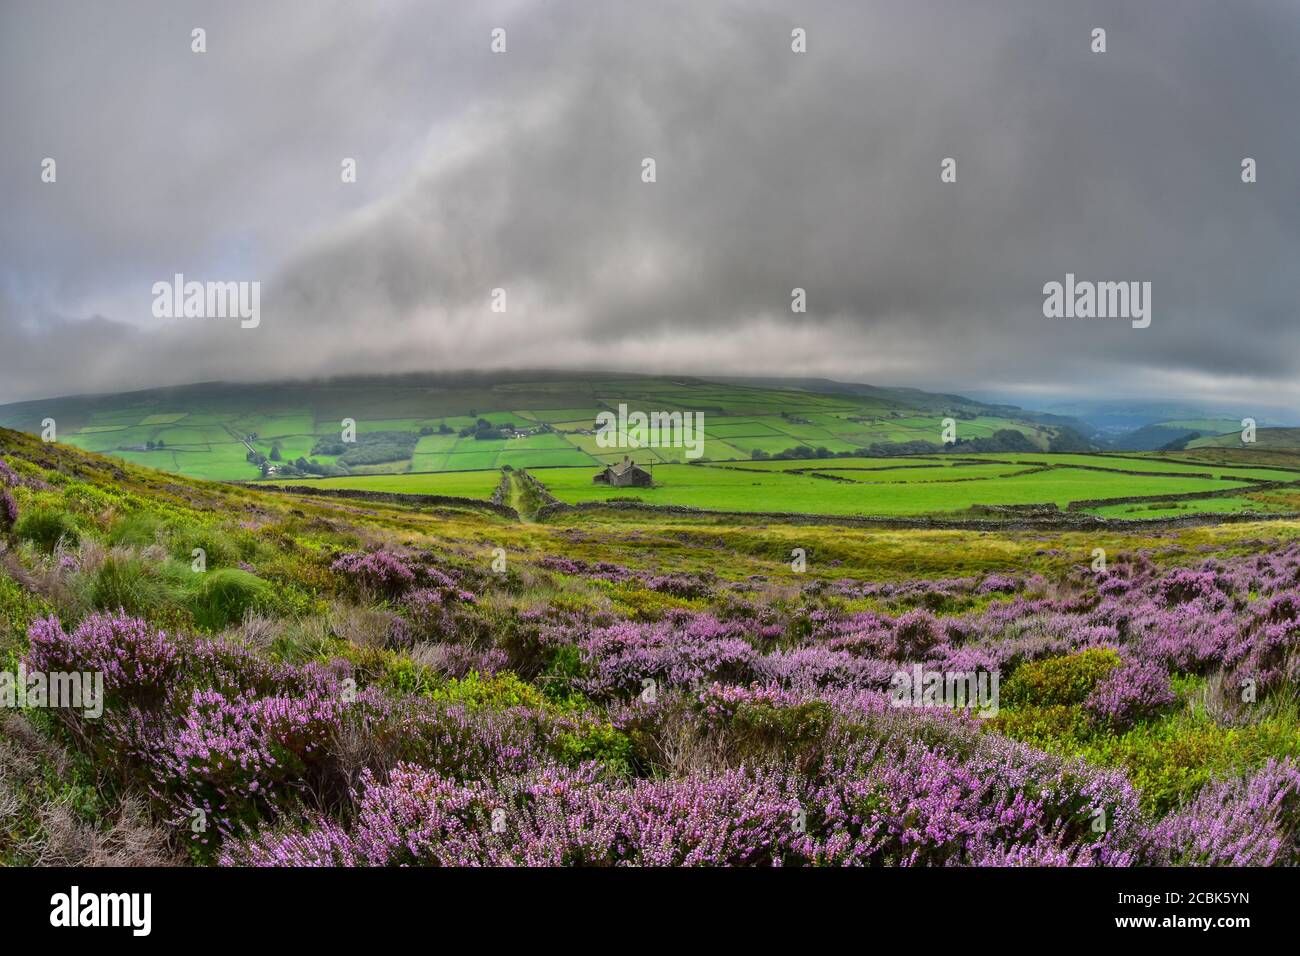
[526,463,1255,517]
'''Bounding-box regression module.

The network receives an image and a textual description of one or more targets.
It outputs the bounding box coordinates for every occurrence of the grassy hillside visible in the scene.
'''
[1190,427,1300,450]
[4,427,1300,866]
[0,373,1062,483]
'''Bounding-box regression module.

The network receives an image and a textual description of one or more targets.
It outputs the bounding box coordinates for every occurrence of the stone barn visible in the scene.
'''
[593,456,652,487]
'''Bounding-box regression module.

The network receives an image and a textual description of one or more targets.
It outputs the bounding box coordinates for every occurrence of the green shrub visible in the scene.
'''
[555,723,635,776]
[431,670,550,712]
[606,584,697,621]
[62,483,125,516]
[733,700,832,753]
[167,522,240,569]
[380,653,441,697]
[1080,714,1300,814]
[187,569,272,630]
[537,643,591,707]
[0,573,53,642]
[108,512,164,548]
[987,703,1093,750]
[1002,648,1121,707]
[15,508,80,553]
[86,554,175,616]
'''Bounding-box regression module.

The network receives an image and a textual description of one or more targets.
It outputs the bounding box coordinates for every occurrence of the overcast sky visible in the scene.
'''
[2,0,1298,410]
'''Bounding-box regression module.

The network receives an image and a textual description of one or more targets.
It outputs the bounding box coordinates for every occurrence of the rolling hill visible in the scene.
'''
[0,372,1074,483]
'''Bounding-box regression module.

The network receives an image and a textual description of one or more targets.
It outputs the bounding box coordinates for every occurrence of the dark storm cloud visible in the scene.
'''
[1,0,1298,408]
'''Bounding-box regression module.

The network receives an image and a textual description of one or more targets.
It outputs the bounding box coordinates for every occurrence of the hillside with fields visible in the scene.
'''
[0,373,1073,483]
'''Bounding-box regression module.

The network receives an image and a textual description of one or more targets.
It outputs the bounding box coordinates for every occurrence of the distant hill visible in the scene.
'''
[1110,424,1207,452]
[1009,399,1293,450]
[1190,427,1300,450]
[0,371,1072,483]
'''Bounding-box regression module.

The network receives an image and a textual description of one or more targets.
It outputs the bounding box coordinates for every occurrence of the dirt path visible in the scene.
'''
[506,470,536,522]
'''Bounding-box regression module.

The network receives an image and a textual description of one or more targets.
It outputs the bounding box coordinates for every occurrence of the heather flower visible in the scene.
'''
[331,550,418,597]
[223,762,804,867]
[1084,659,1175,730]
[26,612,181,699]
[976,574,1021,595]
[0,488,17,533]
[1157,569,1231,610]
[885,609,943,660]
[643,573,715,599]
[755,646,895,690]
[1146,759,1300,866]
[576,612,759,698]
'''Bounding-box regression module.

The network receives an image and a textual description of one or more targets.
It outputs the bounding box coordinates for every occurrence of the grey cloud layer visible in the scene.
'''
[2,0,1298,406]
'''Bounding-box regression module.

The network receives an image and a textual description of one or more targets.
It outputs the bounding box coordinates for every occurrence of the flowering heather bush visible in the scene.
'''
[539,556,634,581]
[1156,568,1232,610]
[332,549,476,603]
[224,762,805,867]
[755,646,895,691]
[133,684,356,839]
[1147,759,1300,866]
[0,488,17,534]
[26,612,181,700]
[331,550,418,597]
[1096,572,1133,598]
[400,586,475,644]
[977,574,1021,595]
[575,612,760,698]
[884,609,944,660]
[0,456,19,487]
[1224,622,1300,699]
[807,735,1146,866]
[643,573,715,599]
[1084,659,1176,730]
[1129,604,1235,675]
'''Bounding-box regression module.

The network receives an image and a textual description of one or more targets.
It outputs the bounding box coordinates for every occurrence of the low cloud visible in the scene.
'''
[2,0,1299,408]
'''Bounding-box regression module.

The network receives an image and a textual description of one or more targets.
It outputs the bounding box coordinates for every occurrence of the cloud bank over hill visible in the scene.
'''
[2,0,1299,405]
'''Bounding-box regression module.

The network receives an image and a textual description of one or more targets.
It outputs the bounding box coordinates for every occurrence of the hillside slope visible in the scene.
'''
[3,428,1300,867]
[0,372,1066,483]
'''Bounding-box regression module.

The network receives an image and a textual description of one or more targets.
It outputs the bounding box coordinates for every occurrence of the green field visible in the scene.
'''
[0,373,1064,483]
[11,374,1300,521]
[1082,496,1285,519]
[525,462,1260,517]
